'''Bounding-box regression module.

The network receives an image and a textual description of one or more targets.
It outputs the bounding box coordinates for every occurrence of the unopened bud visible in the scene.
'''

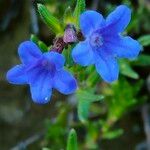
[63,24,77,44]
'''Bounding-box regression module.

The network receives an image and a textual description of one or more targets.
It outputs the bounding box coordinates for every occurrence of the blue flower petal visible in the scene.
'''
[106,5,131,33]
[27,65,44,85]
[104,35,141,59]
[95,52,119,83]
[6,65,27,84]
[54,70,77,95]
[72,41,94,66]
[80,11,105,37]
[18,41,42,64]
[30,71,52,104]
[44,52,65,70]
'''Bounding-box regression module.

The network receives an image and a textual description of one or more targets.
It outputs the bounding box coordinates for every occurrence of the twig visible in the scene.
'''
[11,132,44,150]
[30,1,39,34]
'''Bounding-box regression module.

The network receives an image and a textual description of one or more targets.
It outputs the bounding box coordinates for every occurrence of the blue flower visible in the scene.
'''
[7,41,77,104]
[72,5,141,83]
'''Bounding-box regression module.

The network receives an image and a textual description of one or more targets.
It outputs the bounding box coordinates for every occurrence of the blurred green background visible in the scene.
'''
[0,0,150,150]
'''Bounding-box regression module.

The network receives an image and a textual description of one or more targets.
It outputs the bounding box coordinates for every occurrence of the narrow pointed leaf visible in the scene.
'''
[38,41,48,52]
[37,4,62,34]
[30,34,48,53]
[78,97,91,123]
[30,34,39,44]
[103,129,124,140]
[120,60,139,79]
[87,71,100,86]
[73,0,86,27]
[67,129,78,150]
[132,54,150,66]
[42,148,50,150]
[138,34,150,47]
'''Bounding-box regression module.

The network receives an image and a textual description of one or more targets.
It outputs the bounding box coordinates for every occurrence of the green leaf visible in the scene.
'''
[37,4,62,34]
[30,34,39,44]
[38,41,48,52]
[78,96,91,123]
[133,54,150,66]
[86,71,100,86]
[77,90,104,102]
[120,60,139,79]
[77,89,104,123]
[67,129,78,150]
[30,34,49,53]
[103,129,124,140]
[85,122,99,149]
[42,148,50,150]
[63,45,74,67]
[138,34,150,47]
[73,0,86,28]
